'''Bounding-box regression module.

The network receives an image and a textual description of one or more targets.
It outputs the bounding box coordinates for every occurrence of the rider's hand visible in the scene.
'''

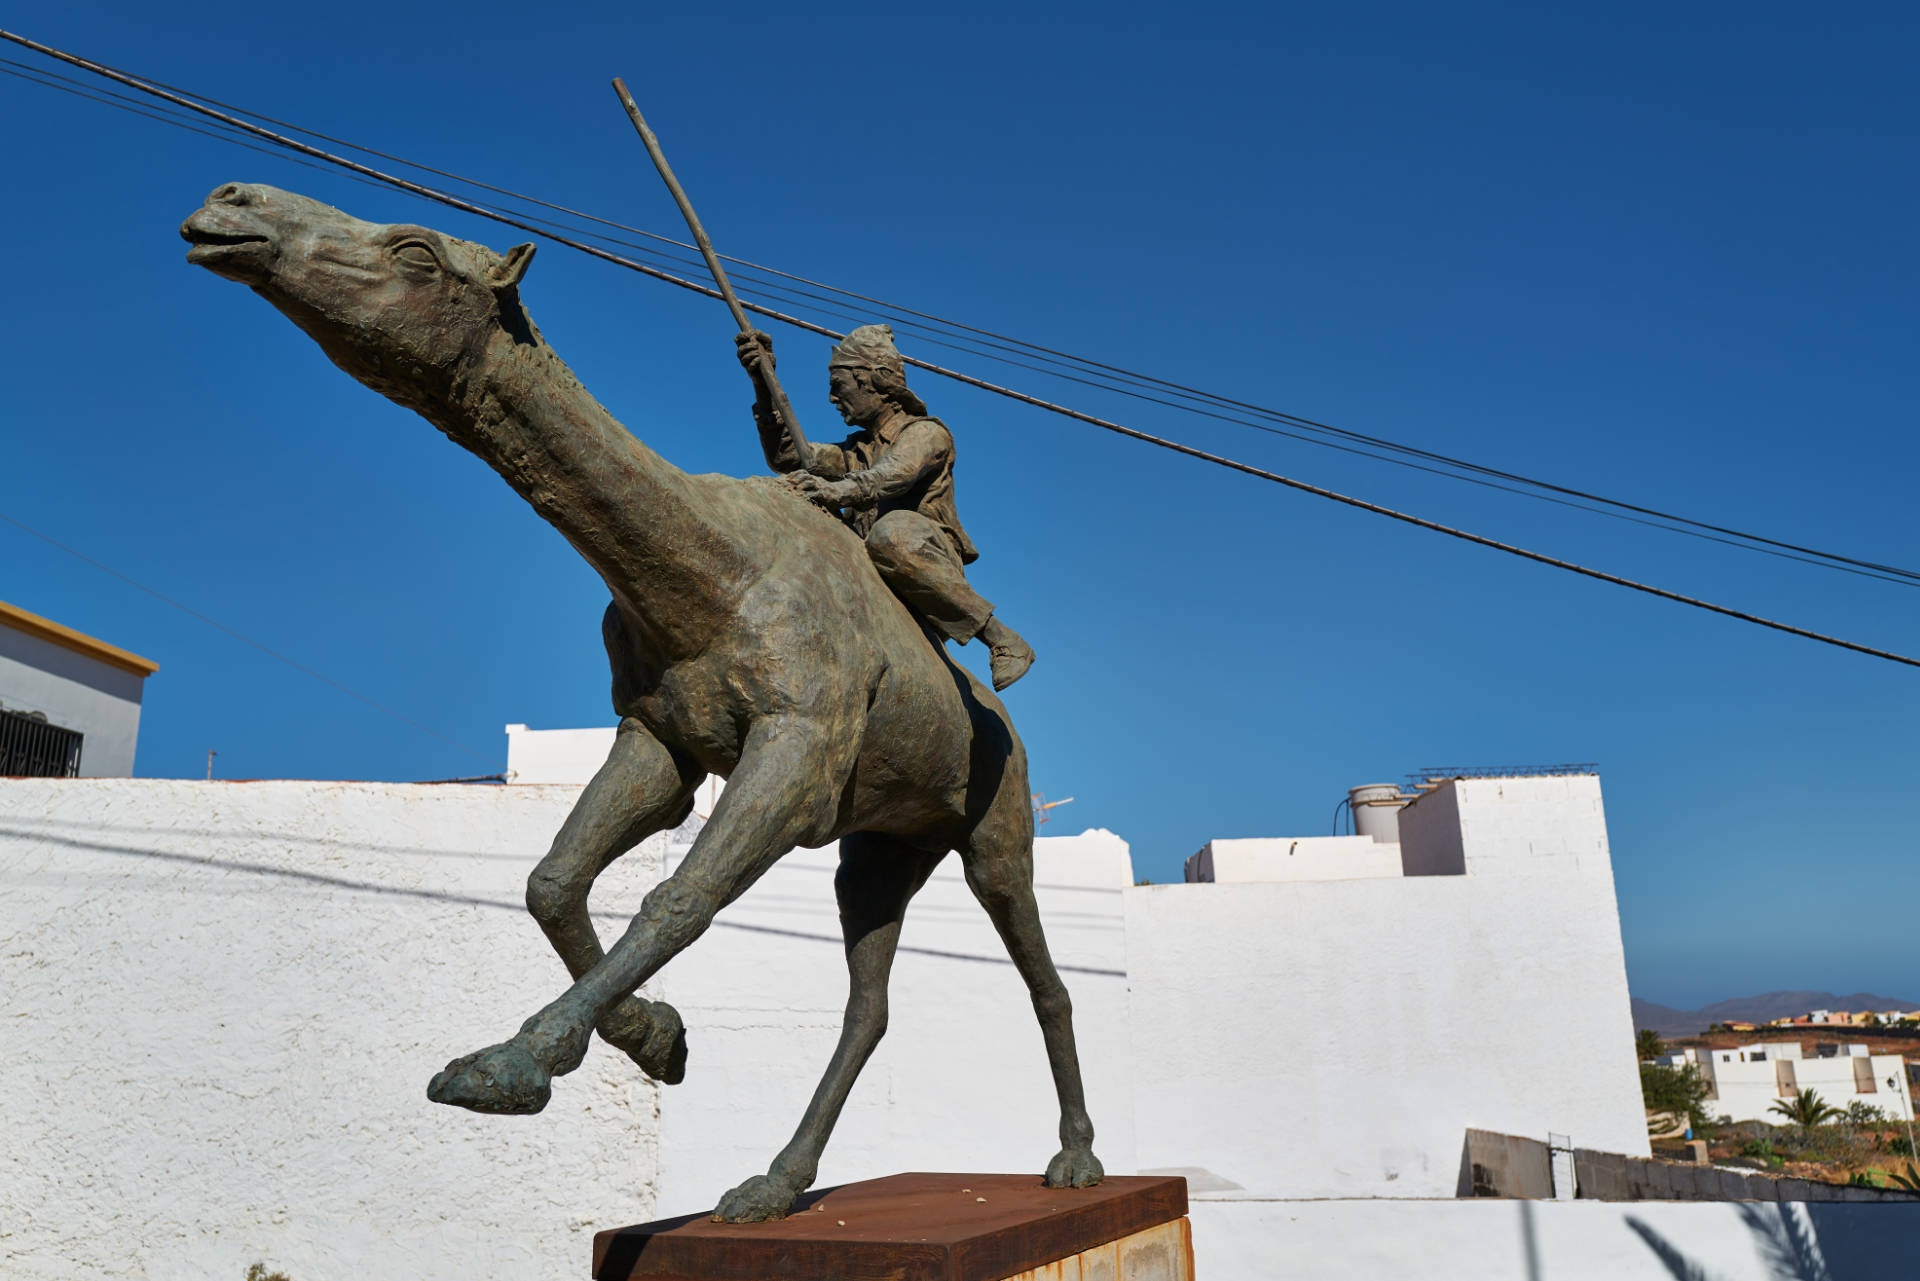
[735,330,774,376]
[780,471,852,510]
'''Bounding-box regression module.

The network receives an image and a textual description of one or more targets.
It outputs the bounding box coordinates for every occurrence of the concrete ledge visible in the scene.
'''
[1466,1130,1920,1204]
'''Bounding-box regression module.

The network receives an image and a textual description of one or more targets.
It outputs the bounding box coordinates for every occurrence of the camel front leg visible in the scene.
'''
[428,715,849,1116]
[524,716,701,1083]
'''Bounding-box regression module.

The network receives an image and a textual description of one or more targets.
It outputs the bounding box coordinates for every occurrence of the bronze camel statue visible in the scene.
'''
[180,182,1103,1222]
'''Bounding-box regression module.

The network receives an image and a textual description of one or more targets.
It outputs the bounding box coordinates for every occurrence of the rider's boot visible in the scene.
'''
[979,615,1036,691]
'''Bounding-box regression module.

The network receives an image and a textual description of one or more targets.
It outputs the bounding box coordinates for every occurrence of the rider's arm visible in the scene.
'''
[841,419,952,508]
[739,329,848,476]
[754,401,848,476]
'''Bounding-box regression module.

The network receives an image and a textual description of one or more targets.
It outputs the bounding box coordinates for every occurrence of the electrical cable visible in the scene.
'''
[2,29,1915,669]
[7,37,1913,587]
[14,62,1910,591]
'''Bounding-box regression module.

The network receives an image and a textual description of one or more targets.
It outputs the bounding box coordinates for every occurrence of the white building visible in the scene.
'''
[1151,771,1650,1196]
[8,758,1897,1280]
[1672,1042,1915,1123]
[0,600,155,777]
[1184,834,1403,882]
[504,721,618,785]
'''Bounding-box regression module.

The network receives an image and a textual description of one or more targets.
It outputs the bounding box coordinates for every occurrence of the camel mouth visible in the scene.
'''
[181,210,272,275]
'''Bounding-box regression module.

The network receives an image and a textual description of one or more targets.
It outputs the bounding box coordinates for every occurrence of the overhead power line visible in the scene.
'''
[2,29,1915,670]
[4,39,1912,595]
[4,35,1912,591]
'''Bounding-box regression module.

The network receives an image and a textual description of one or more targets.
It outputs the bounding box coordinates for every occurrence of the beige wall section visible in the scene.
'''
[1013,1218,1192,1281]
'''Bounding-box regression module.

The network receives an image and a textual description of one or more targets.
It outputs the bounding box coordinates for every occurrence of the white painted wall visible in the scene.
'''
[1185,835,1403,883]
[0,625,146,776]
[1128,776,1648,1200]
[2,771,1667,1279]
[503,722,618,784]
[0,779,665,1281]
[0,779,1131,1279]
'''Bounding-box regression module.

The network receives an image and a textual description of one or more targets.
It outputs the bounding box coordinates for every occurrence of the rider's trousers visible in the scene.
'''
[864,509,995,645]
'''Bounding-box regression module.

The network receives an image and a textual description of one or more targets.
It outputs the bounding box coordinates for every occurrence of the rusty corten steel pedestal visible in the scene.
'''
[593,1173,1190,1281]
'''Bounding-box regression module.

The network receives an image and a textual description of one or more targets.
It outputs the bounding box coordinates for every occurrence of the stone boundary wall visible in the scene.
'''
[1465,1129,1920,1203]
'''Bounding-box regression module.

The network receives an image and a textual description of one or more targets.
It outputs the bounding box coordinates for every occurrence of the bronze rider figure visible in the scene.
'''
[738,324,1036,690]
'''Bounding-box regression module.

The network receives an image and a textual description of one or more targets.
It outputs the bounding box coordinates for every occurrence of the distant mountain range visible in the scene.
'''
[1631,991,1920,1039]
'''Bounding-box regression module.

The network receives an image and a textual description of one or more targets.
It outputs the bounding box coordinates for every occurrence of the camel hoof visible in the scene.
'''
[598,996,689,1085]
[1045,1146,1105,1189]
[713,1173,800,1223]
[427,1040,552,1115]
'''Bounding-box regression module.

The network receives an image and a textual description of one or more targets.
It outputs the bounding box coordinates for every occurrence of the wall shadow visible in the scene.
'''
[1627,1203,1838,1281]
[0,826,1125,977]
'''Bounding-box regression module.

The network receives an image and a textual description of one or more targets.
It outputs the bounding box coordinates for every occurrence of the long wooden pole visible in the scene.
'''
[611,78,814,471]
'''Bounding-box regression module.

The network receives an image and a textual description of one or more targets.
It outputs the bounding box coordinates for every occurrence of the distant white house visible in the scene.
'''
[1667,1042,1915,1122]
[0,600,156,777]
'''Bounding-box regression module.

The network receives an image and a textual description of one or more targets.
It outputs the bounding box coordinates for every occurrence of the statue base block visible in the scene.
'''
[593,1172,1191,1281]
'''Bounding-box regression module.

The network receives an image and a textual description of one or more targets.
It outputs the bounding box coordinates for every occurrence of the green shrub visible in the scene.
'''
[1845,1100,1886,1127]
[1640,1063,1712,1129]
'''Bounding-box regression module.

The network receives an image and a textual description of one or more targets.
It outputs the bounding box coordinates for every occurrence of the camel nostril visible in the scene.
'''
[212,184,248,205]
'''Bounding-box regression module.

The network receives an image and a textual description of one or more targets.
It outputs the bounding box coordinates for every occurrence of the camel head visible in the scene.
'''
[181,183,536,414]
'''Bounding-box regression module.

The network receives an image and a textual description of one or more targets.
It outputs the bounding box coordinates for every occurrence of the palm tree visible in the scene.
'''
[1890,1162,1920,1193]
[1635,1028,1667,1062]
[1768,1088,1840,1128]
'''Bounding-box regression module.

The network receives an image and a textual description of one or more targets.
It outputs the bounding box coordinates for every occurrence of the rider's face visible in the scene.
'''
[829,367,885,427]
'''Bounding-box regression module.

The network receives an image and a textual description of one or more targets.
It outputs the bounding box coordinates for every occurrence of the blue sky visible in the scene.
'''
[2,3,1916,1009]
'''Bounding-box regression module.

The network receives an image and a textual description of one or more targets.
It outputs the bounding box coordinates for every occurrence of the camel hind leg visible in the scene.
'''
[715,833,946,1222]
[959,763,1104,1188]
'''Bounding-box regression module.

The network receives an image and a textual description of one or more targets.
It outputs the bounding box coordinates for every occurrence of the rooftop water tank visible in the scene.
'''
[1349,783,1408,844]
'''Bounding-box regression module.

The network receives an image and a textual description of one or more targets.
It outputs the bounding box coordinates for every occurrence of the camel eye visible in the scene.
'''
[394,241,438,270]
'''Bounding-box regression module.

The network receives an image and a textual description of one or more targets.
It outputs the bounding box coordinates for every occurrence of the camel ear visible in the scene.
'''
[488,242,537,292]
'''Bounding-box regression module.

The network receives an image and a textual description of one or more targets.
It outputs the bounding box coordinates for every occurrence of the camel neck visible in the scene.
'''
[441,327,752,654]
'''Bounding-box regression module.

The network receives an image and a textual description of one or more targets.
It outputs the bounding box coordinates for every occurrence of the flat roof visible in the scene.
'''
[0,600,158,678]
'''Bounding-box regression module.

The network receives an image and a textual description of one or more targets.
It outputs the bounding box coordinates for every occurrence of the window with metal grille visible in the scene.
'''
[0,707,84,777]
